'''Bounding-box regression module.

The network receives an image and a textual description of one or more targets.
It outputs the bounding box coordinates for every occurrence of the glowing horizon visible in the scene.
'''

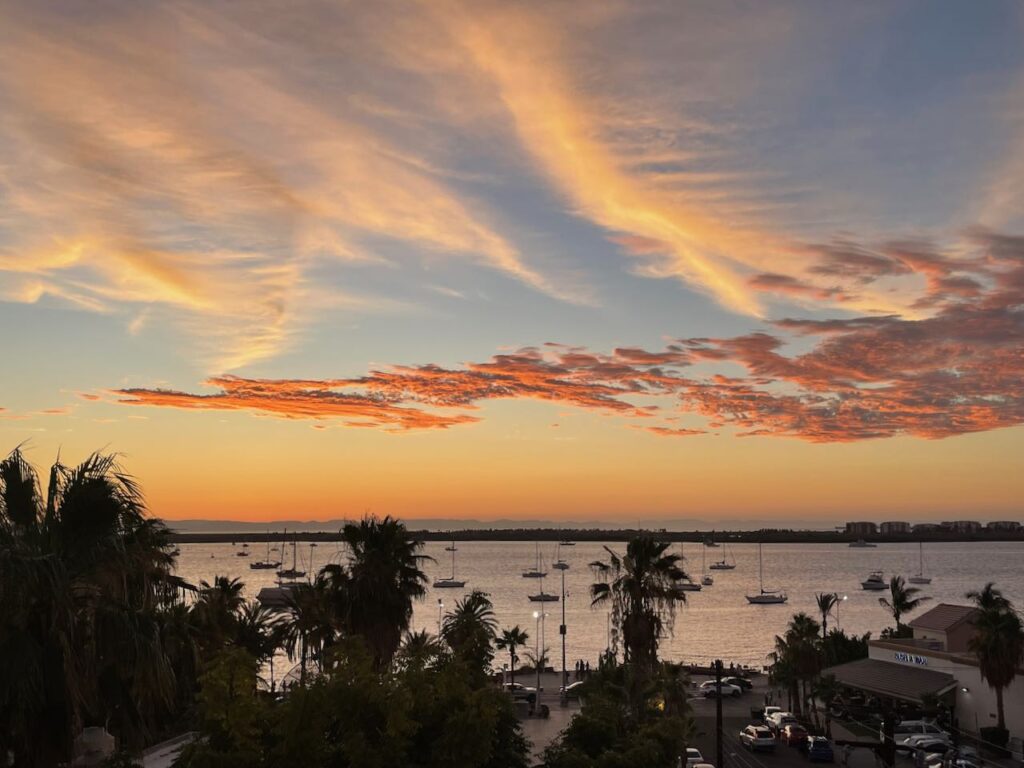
[2,2,1023,522]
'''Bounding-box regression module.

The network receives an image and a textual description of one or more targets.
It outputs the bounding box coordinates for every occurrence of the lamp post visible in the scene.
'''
[533,610,541,691]
[836,594,848,629]
[437,598,444,636]
[560,561,568,702]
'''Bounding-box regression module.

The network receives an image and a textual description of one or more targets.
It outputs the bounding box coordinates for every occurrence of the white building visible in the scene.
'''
[826,603,1024,741]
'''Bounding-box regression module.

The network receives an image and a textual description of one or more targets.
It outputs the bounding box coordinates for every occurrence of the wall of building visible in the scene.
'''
[869,643,1024,741]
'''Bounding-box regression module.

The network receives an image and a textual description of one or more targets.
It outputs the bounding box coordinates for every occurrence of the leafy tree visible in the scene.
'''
[319,516,430,668]
[878,575,930,631]
[0,448,182,765]
[589,537,688,670]
[397,629,445,671]
[174,647,265,768]
[281,582,334,685]
[768,612,821,716]
[191,576,246,650]
[442,590,498,675]
[495,626,529,686]
[966,584,1023,735]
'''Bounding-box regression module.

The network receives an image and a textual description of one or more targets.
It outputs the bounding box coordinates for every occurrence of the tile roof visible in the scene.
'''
[908,603,980,632]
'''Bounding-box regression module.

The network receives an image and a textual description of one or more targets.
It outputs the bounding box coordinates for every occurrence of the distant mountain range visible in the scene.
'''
[162,517,839,533]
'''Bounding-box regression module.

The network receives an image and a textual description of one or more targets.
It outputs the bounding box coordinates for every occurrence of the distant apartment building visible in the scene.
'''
[987,520,1022,532]
[912,523,940,533]
[845,521,877,537]
[880,521,911,535]
[940,520,982,534]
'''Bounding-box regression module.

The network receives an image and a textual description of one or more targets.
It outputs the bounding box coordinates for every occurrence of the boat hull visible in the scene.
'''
[908,576,932,584]
[528,594,559,602]
[746,594,787,604]
[433,579,466,588]
[679,582,702,591]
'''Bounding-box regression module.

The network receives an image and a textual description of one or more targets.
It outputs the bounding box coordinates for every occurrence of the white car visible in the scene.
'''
[739,725,776,752]
[683,748,705,768]
[762,705,782,726]
[900,731,951,752]
[699,680,742,698]
[884,720,946,744]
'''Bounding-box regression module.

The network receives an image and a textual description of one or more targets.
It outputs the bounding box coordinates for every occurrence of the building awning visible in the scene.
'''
[823,658,957,703]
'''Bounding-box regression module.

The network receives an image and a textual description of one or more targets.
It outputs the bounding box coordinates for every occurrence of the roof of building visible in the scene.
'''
[823,658,956,703]
[908,603,980,632]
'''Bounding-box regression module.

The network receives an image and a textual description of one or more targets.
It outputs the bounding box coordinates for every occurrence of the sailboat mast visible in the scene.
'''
[919,541,924,575]
[451,538,456,579]
[759,542,764,593]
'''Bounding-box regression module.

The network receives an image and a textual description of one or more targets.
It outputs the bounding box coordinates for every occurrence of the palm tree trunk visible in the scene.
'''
[510,650,516,687]
[996,686,1005,730]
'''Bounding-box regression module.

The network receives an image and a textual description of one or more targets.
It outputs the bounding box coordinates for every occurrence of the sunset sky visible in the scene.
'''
[2,1,1023,524]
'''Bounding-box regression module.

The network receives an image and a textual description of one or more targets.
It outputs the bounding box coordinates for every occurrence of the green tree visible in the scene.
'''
[442,590,498,675]
[495,626,529,687]
[319,515,430,668]
[966,584,1023,735]
[281,582,334,685]
[878,575,930,631]
[397,629,445,671]
[768,613,821,716]
[0,448,181,765]
[589,537,688,670]
[191,576,246,649]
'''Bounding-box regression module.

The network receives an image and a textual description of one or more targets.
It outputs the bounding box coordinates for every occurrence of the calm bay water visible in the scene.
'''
[176,540,1024,669]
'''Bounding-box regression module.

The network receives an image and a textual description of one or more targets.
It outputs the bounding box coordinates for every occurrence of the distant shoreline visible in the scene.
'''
[166,527,1024,544]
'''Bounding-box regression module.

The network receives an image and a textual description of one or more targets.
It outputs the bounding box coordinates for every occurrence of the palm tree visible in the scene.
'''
[590,537,688,670]
[442,590,498,673]
[878,575,930,631]
[771,613,821,716]
[815,592,839,640]
[192,576,246,649]
[0,448,180,765]
[495,626,530,686]
[966,584,1023,734]
[234,601,284,689]
[281,582,334,686]
[396,629,444,670]
[319,516,430,668]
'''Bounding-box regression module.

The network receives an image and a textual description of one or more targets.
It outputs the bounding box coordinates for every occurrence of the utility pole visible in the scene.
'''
[715,659,724,768]
[560,564,568,704]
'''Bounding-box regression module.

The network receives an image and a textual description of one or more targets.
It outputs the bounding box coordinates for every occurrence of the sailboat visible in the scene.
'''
[522,541,548,578]
[746,543,787,604]
[444,532,458,552]
[434,538,467,588]
[709,543,737,570]
[908,542,932,584]
[276,533,306,580]
[551,543,569,571]
[250,532,283,570]
[528,574,559,602]
[701,542,713,586]
[678,541,702,591]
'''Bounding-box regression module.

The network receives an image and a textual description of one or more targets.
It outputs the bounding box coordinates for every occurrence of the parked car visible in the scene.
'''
[684,747,705,768]
[739,725,776,752]
[883,720,946,744]
[762,705,782,726]
[723,676,754,691]
[781,724,810,746]
[922,747,979,768]
[503,682,537,703]
[699,680,742,698]
[559,681,585,699]
[768,712,798,734]
[805,737,835,763]
[900,732,951,752]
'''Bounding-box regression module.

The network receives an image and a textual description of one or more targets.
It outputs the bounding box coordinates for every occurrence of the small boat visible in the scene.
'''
[700,545,713,586]
[242,543,249,548]
[559,540,575,546]
[522,541,548,578]
[702,575,714,586]
[849,539,877,548]
[908,542,932,584]
[434,537,467,588]
[528,591,559,602]
[709,543,737,570]
[746,543,787,604]
[276,536,306,580]
[250,535,282,570]
[236,550,250,557]
[861,571,887,590]
[704,538,720,548]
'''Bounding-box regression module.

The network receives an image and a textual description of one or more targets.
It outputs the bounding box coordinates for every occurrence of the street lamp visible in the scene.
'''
[533,610,541,691]
[437,598,444,636]
[560,561,568,702]
[836,594,848,628]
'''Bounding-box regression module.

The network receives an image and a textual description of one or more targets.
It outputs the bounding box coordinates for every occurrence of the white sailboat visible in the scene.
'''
[908,542,932,584]
[276,532,306,580]
[746,543,787,604]
[701,542,713,586]
[678,541,702,591]
[849,539,877,548]
[434,537,466,588]
[709,542,737,570]
[522,541,548,578]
